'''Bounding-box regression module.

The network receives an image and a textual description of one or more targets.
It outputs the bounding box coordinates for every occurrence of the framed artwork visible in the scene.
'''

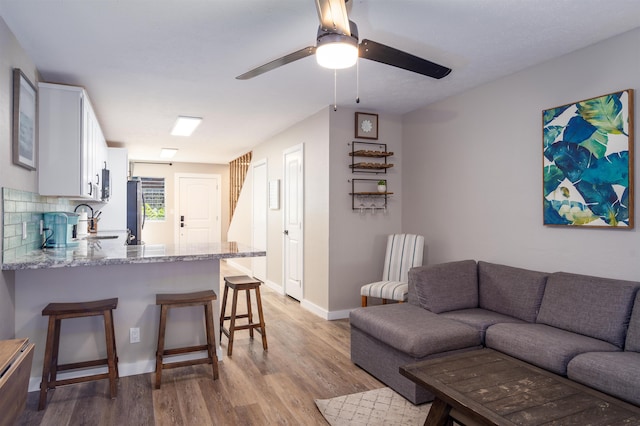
[355,112,378,140]
[12,68,37,170]
[543,89,634,228]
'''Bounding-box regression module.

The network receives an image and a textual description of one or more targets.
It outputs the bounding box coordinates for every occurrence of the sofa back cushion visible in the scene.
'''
[625,291,640,352]
[536,272,640,348]
[478,261,548,323]
[410,260,478,313]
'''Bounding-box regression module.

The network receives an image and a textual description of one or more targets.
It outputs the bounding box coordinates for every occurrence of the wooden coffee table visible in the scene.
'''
[400,348,640,426]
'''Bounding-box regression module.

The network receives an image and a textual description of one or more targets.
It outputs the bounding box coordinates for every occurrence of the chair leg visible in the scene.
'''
[219,284,229,340]
[246,289,254,339]
[227,287,239,356]
[103,309,118,399]
[155,305,168,389]
[204,302,219,380]
[254,286,268,351]
[38,316,57,411]
[361,296,367,307]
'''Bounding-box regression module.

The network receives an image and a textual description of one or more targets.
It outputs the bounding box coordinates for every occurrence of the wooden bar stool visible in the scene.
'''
[155,290,219,389]
[38,298,119,411]
[220,275,268,356]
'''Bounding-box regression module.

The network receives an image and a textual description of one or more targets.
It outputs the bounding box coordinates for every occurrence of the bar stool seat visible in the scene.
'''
[39,298,119,411]
[220,275,268,356]
[155,290,219,389]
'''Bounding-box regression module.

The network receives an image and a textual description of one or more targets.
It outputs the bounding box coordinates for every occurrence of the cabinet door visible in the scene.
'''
[81,94,94,198]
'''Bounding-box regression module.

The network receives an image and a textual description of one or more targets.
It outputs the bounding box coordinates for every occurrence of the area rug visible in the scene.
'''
[314,387,430,425]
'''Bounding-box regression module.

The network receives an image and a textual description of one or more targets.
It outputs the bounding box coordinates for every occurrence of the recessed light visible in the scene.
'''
[160,148,178,159]
[170,116,202,136]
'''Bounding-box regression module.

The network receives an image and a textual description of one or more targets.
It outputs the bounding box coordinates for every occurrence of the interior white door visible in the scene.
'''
[283,145,303,301]
[252,160,267,281]
[177,175,221,249]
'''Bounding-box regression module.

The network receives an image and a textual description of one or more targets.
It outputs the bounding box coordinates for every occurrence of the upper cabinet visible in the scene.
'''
[38,83,108,200]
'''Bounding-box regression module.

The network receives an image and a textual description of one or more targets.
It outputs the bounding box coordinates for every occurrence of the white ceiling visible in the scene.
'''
[1,1,639,164]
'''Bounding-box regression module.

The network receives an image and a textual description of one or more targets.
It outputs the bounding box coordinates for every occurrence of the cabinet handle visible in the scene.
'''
[96,173,100,185]
[88,182,92,196]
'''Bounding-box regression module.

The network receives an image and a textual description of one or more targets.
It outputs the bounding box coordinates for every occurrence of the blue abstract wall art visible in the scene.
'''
[543,90,634,228]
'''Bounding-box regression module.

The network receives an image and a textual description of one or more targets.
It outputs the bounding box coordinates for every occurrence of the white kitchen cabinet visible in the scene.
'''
[38,83,108,200]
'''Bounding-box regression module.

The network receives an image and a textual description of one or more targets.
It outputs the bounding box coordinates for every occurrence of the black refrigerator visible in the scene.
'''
[126,179,145,245]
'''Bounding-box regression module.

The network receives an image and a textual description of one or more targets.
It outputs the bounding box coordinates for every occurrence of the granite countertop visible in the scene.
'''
[2,231,266,270]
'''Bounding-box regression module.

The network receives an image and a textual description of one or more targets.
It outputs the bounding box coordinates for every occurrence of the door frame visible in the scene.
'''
[282,143,304,300]
[173,173,222,246]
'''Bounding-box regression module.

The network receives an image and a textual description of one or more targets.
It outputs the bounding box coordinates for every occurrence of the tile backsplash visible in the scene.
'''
[2,188,75,263]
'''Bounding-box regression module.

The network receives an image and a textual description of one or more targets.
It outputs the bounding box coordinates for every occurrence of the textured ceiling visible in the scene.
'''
[1,0,639,164]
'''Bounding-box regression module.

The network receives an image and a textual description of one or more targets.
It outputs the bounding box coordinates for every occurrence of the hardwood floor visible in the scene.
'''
[16,262,382,425]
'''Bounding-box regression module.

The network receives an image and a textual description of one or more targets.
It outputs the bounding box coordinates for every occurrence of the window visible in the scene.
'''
[140,177,166,221]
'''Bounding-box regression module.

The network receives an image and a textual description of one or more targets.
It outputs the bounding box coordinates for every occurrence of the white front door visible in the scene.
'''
[252,159,268,281]
[283,144,303,301]
[176,174,221,249]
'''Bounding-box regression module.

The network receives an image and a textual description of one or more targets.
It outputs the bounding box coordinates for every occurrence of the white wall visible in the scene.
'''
[402,27,640,281]
[0,17,40,339]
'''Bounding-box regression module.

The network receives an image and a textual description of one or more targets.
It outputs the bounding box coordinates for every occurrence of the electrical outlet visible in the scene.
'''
[130,327,140,343]
[22,222,27,240]
[40,220,44,235]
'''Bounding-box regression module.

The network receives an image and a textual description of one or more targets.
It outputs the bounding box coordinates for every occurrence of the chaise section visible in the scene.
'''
[350,303,482,403]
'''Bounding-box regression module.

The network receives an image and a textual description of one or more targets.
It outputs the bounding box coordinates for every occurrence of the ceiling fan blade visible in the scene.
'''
[236,46,316,80]
[359,39,451,79]
[315,0,351,36]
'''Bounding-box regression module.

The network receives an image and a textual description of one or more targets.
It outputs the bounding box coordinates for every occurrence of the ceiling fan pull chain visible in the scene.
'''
[334,69,338,111]
[356,57,360,103]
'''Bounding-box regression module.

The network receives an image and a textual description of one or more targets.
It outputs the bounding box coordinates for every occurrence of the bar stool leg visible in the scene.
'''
[38,316,57,410]
[246,288,254,339]
[103,309,118,398]
[219,284,229,340]
[227,287,239,356]
[254,286,268,351]
[155,304,168,389]
[204,301,219,380]
[50,318,62,387]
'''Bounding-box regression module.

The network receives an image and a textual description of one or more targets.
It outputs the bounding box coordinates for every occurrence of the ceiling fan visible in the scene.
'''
[236,0,452,80]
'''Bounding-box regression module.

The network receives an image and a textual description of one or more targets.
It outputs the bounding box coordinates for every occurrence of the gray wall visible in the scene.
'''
[229,106,403,317]
[402,28,640,280]
[0,17,39,339]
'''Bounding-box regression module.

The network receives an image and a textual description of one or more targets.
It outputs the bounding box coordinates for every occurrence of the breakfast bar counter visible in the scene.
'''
[4,234,265,391]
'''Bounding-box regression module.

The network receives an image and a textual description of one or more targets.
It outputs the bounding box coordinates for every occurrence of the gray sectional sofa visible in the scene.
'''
[350,260,640,406]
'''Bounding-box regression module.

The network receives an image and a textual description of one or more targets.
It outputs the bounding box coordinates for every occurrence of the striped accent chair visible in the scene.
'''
[360,234,425,307]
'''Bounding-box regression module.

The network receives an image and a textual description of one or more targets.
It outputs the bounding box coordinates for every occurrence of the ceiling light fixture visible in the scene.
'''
[315,26,359,69]
[170,116,202,137]
[160,148,178,159]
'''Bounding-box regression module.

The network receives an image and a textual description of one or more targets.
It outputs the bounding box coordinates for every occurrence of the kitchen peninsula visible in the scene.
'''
[2,233,265,391]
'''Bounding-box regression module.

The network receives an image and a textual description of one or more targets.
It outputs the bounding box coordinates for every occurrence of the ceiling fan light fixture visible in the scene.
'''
[316,34,358,69]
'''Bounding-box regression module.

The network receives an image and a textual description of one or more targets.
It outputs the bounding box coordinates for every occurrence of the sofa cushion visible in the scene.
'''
[485,323,620,375]
[478,261,547,323]
[536,272,640,348]
[440,308,526,343]
[625,291,640,351]
[410,260,478,314]
[567,351,640,406]
[349,303,481,358]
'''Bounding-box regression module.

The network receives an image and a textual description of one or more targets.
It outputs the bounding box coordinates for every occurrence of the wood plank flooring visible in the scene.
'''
[16,262,382,425]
